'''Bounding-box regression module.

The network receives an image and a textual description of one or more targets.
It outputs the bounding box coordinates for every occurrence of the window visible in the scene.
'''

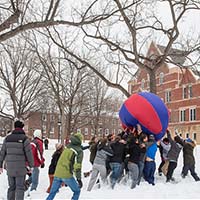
[159,72,164,84]
[190,108,196,121]
[42,124,46,133]
[42,114,47,121]
[141,79,145,89]
[188,85,193,98]
[84,128,88,135]
[180,109,186,122]
[186,133,189,138]
[50,123,54,133]
[182,86,187,99]
[51,114,55,121]
[193,133,197,140]
[165,90,171,103]
[105,129,109,135]
[77,129,81,133]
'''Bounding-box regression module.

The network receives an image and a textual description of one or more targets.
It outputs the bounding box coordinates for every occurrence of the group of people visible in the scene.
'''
[86,126,200,192]
[0,119,200,200]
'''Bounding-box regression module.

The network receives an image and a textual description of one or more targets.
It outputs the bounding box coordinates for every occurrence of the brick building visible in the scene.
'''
[128,42,200,143]
[24,111,122,140]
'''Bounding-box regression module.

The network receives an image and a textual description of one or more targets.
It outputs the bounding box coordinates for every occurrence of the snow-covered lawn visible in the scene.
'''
[0,138,200,199]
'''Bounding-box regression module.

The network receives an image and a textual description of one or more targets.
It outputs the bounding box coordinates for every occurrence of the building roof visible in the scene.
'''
[157,44,186,66]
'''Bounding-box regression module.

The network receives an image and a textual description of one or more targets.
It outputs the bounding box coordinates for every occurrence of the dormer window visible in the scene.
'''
[159,72,164,85]
[141,79,145,89]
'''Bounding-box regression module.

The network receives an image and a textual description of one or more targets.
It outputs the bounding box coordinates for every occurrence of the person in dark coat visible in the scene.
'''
[0,120,34,200]
[176,137,200,181]
[166,130,182,182]
[46,143,65,193]
[127,134,146,189]
[109,136,126,189]
[44,138,49,150]
[88,136,99,165]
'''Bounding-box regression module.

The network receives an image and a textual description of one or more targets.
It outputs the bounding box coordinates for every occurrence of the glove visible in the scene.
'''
[77,179,83,188]
[41,163,45,168]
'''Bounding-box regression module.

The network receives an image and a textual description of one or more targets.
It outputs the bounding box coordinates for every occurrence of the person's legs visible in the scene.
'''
[87,164,99,191]
[137,161,144,185]
[189,164,200,181]
[110,162,122,188]
[166,162,177,181]
[46,177,62,200]
[128,162,139,189]
[15,176,26,200]
[63,177,80,200]
[30,167,40,191]
[7,176,16,200]
[47,174,54,193]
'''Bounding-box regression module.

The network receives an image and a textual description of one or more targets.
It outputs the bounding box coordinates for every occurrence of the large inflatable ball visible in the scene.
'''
[119,92,169,140]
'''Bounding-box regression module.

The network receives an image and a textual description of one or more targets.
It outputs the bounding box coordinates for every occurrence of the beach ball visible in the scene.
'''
[119,92,169,140]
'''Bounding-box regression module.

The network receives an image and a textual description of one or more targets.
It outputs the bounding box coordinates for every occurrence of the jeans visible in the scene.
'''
[29,167,40,191]
[109,162,122,188]
[143,161,156,185]
[46,177,80,200]
[7,175,25,200]
[137,161,144,185]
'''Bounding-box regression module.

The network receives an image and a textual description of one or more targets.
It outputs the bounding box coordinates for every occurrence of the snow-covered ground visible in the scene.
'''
[0,137,200,199]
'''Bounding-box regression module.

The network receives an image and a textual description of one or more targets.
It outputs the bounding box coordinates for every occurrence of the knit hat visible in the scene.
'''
[74,132,83,142]
[33,129,42,139]
[14,120,24,128]
[186,138,192,143]
[149,134,155,140]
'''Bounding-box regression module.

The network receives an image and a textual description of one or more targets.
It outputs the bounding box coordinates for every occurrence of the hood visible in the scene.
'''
[70,132,83,145]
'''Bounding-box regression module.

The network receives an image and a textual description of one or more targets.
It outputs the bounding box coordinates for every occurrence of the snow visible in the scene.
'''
[0,138,200,199]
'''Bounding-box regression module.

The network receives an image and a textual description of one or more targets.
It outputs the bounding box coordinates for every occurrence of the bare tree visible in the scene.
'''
[0,37,44,119]
[0,0,121,42]
[46,0,200,96]
[30,35,93,143]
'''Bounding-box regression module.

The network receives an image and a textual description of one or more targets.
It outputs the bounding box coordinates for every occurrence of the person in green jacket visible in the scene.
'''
[46,132,83,200]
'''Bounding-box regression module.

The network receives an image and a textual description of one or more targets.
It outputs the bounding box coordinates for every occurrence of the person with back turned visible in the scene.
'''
[0,120,34,200]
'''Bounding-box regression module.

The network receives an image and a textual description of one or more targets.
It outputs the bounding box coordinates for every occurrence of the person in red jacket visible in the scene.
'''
[29,129,45,191]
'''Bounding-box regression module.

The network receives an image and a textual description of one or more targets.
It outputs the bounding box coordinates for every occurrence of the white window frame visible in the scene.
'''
[165,90,171,103]
[180,109,186,122]
[188,85,192,98]
[182,86,187,99]
[141,79,145,89]
[159,72,164,85]
[189,107,196,121]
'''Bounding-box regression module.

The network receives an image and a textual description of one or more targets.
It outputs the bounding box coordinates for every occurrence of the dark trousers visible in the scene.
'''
[182,164,200,181]
[166,161,177,181]
[7,175,25,200]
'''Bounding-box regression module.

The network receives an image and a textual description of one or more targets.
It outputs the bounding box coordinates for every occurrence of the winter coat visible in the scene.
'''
[0,128,34,176]
[89,141,98,164]
[31,137,45,167]
[167,131,182,162]
[160,141,171,160]
[128,141,146,164]
[93,143,113,166]
[109,140,126,164]
[54,133,83,180]
[48,149,63,175]
[175,136,196,165]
